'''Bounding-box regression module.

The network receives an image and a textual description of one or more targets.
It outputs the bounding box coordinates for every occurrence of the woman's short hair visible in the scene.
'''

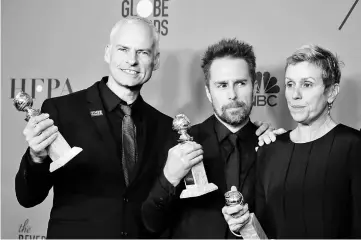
[286,44,342,88]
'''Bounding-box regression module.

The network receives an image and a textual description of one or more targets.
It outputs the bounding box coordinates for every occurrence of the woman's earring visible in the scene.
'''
[327,102,333,115]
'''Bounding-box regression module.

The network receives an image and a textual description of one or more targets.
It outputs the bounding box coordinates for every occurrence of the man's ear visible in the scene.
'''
[327,83,340,104]
[153,52,160,71]
[104,44,111,63]
[205,85,212,103]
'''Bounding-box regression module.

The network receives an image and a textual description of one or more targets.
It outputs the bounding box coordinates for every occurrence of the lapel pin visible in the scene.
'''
[90,110,103,117]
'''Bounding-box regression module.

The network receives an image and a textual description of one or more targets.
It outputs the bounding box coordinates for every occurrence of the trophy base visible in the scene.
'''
[180,183,218,198]
[49,147,83,172]
[240,213,268,239]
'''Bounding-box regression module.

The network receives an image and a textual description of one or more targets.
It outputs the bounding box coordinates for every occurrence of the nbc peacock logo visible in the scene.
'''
[253,71,280,107]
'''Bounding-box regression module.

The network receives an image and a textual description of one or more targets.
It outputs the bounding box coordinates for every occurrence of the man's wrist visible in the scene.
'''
[23,148,51,174]
[163,168,180,187]
[29,151,45,164]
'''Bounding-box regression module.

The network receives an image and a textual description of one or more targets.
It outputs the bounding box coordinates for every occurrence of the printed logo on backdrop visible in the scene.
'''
[18,219,46,239]
[121,0,170,36]
[253,71,280,107]
[10,78,73,99]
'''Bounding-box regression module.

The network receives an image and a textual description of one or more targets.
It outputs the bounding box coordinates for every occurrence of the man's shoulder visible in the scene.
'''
[142,101,173,123]
[189,115,215,137]
[41,81,103,116]
[193,115,215,128]
[44,80,101,106]
[43,89,87,109]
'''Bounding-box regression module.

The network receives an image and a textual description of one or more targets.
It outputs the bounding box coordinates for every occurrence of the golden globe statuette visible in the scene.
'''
[172,114,218,198]
[225,186,268,239]
[14,91,83,172]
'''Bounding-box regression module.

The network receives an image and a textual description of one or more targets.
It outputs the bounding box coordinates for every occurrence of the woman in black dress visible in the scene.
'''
[256,45,361,238]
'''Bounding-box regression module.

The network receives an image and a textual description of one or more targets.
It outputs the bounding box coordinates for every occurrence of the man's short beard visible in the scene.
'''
[214,101,253,126]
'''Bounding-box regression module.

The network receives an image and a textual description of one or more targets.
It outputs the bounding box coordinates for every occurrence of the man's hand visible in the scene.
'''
[163,141,203,187]
[254,120,272,137]
[23,113,59,163]
[254,120,286,147]
[222,203,250,234]
[258,128,287,146]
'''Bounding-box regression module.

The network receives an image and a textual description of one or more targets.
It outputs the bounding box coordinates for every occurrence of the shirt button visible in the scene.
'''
[123,197,128,202]
[124,232,128,236]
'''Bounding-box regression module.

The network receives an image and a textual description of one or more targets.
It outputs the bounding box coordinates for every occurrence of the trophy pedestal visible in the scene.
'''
[47,133,82,172]
[180,183,218,198]
[180,161,218,198]
[239,213,268,239]
[49,147,83,172]
[172,113,218,199]
[225,187,268,239]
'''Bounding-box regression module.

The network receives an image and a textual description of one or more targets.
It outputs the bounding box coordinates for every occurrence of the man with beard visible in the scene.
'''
[142,38,267,238]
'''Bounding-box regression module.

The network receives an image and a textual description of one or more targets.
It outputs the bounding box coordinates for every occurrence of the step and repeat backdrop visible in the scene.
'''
[2,0,360,238]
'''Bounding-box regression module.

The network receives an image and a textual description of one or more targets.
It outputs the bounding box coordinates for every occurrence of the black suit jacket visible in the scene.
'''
[15,79,175,239]
[142,115,258,238]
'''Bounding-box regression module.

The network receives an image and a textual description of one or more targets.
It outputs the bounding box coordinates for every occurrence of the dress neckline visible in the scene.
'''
[288,124,342,145]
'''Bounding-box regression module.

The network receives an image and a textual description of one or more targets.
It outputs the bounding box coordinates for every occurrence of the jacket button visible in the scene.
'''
[123,197,128,202]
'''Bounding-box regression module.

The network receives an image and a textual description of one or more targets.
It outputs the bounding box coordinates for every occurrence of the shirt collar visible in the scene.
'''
[99,76,143,114]
[214,117,254,143]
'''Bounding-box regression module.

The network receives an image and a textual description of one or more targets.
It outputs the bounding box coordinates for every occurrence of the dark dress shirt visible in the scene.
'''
[215,118,257,193]
[99,79,145,180]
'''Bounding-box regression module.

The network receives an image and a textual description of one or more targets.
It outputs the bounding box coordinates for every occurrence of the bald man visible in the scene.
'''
[15,16,179,239]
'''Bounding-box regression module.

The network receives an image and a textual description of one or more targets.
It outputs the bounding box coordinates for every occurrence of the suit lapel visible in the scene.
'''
[86,82,118,159]
[239,122,258,191]
[196,116,227,194]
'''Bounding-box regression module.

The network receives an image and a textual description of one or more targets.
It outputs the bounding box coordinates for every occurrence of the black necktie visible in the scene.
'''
[120,104,137,186]
[226,134,240,191]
